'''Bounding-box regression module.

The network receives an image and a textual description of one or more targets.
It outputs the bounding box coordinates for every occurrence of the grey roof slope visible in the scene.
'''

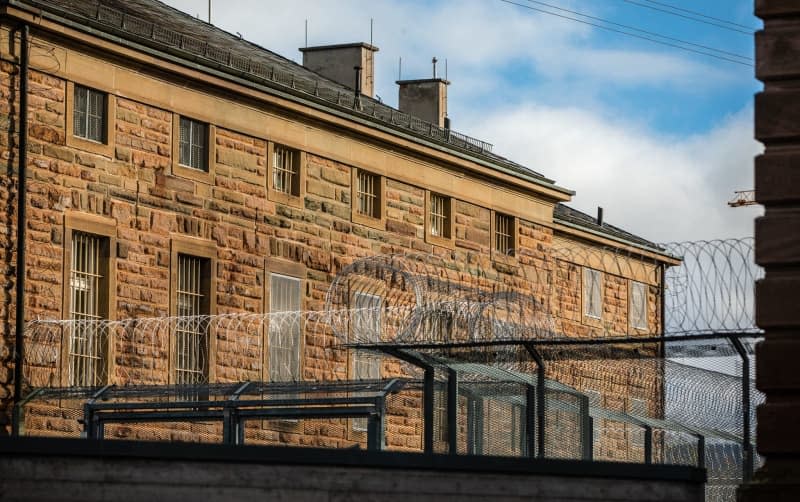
[25,0,555,184]
[554,204,663,251]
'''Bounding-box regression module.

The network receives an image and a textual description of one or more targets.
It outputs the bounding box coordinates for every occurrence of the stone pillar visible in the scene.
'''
[739,1,800,499]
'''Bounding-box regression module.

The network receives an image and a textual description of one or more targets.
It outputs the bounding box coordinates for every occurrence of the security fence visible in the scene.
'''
[16,238,761,502]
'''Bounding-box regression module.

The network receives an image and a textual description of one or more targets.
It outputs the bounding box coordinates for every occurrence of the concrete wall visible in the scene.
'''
[0,438,705,502]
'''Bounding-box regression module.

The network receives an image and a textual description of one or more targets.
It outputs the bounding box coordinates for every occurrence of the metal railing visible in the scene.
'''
[52,1,494,156]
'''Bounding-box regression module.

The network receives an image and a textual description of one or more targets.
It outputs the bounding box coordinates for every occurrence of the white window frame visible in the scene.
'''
[351,291,382,431]
[269,273,302,383]
[179,116,209,172]
[73,84,107,144]
[68,231,108,387]
[583,268,602,319]
[630,281,648,330]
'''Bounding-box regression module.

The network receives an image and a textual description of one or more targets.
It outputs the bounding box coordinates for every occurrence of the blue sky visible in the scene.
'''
[162,0,762,242]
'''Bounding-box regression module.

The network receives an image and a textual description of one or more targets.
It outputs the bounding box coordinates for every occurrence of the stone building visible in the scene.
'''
[0,0,678,454]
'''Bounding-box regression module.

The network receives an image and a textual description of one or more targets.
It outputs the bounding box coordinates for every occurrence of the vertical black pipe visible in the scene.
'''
[525,384,536,458]
[423,367,434,453]
[447,368,458,454]
[579,393,592,460]
[11,24,29,437]
[643,425,653,465]
[731,337,753,482]
[524,343,546,458]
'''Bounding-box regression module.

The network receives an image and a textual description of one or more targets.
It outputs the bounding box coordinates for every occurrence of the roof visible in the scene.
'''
[553,204,665,252]
[20,0,558,186]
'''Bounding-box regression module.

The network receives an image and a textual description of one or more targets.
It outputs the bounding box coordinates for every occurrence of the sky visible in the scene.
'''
[161,0,763,243]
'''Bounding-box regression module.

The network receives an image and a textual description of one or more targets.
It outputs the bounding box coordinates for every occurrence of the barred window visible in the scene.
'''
[356,170,380,218]
[179,117,208,172]
[73,85,107,143]
[435,387,448,442]
[583,268,602,319]
[68,232,109,386]
[175,254,210,385]
[630,281,648,329]
[272,145,300,196]
[429,193,450,239]
[494,212,514,255]
[352,292,382,430]
[269,274,301,383]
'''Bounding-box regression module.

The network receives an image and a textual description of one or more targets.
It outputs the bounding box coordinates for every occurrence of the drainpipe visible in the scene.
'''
[12,23,29,436]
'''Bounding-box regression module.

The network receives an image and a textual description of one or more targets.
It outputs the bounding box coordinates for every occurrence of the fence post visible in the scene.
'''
[424,367,435,453]
[731,336,753,482]
[447,368,458,454]
[526,383,536,458]
[524,342,546,458]
[579,393,592,460]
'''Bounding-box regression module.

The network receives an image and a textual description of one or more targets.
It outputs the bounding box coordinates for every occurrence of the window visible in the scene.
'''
[351,169,385,229]
[68,232,109,386]
[352,292,382,431]
[583,268,602,319]
[66,83,115,156]
[269,274,302,383]
[357,171,379,218]
[494,212,515,256]
[630,281,648,330]
[426,192,453,247]
[272,145,300,196]
[268,143,305,207]
[73,85,107,143]
[174,254,211,385]
[179,117,209,172]
[435,387,448,442]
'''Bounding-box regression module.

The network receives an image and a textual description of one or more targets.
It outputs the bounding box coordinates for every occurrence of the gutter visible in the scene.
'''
[7,0,574,200]
[554,218,681,263]
[11,22,28,436]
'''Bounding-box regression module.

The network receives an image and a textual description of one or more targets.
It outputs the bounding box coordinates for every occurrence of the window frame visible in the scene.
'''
[264,259,306,383]
[169,237,217,385]
[425,190,454,248]
[351,168,386,230]
[582,267,603,321]
[172,113,215,184]
[61,212,117,387]
[65,81,116,157]
[491,210,518,261]
[350,290,383,432]
[267,141,306,209]
[629,280,649,331]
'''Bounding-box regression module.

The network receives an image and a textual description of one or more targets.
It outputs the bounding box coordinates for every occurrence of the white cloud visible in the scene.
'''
[162,0,760,242]
[460,103,762,242]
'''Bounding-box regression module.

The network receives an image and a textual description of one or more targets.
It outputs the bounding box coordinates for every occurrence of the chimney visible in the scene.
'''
[396,58,449,128]
[300,43,378,98]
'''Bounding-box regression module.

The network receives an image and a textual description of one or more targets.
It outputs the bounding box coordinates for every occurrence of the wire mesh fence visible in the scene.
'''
[16,238,762,501]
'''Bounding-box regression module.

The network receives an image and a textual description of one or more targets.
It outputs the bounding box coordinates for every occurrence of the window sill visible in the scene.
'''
[268,188,305,209]
[352,210,385,231]
[172,162,213,185]
[66,135,114,158]
[425,232,455,249]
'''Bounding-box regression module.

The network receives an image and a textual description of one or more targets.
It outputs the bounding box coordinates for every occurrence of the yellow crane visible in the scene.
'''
[728,190,756,207]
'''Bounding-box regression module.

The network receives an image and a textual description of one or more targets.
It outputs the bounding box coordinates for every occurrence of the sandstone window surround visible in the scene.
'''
[267,142,306,209]
[629,281,648,332]
[169,237,217,385]
[65,81,116,158]
[172,114,216,184]
[425,191,455,249]
[582,267,603,320]
[351,291,382,431]
[351,168,386,230]
[491,211,518,262]
[61,212,116,387]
